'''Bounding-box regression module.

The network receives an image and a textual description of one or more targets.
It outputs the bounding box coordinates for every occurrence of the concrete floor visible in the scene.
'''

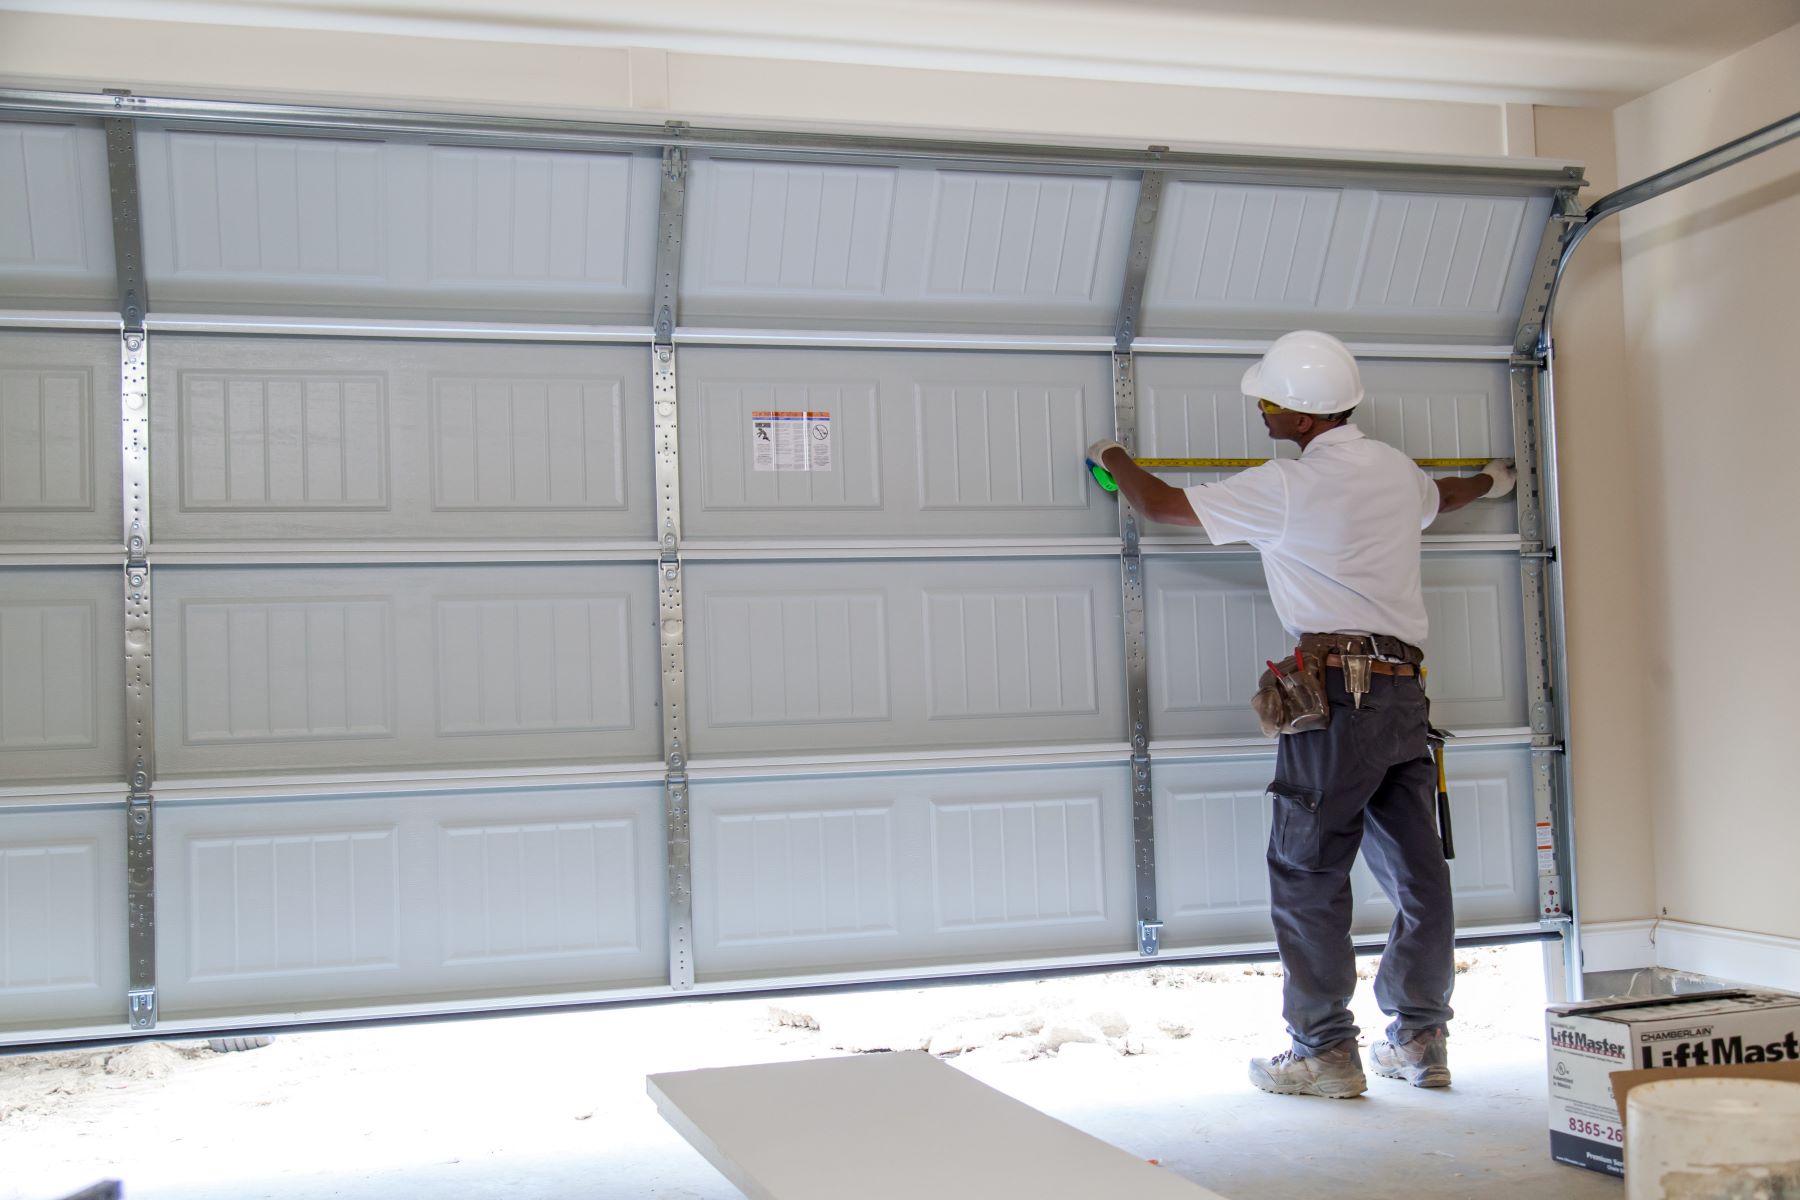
[3,946,1621,1200]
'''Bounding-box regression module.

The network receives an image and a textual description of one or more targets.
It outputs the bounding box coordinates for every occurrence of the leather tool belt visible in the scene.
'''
[1250,631,1426,737]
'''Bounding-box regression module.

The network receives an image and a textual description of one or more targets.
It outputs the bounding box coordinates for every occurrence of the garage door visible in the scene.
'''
[0,98,1580,1044]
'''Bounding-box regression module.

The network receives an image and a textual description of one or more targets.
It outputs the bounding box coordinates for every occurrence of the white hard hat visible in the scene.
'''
[1241,330,1363,415]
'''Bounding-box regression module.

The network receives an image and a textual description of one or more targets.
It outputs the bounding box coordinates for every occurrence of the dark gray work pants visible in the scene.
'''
[1266,668,1455,1056]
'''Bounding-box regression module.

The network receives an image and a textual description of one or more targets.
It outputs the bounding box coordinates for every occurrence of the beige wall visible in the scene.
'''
[1614,22,1800,940]
[1531,107,1655,926]
[0,11,1511,156]
[0,8,1667,934]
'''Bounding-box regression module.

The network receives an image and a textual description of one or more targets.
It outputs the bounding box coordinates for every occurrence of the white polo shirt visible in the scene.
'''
[1181,425,1440,644]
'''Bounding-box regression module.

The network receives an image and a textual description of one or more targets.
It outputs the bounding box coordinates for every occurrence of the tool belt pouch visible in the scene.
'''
[1252,655,1331,737]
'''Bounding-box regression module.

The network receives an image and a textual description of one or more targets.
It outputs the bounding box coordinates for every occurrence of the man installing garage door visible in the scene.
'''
[1085,330,1516,1099]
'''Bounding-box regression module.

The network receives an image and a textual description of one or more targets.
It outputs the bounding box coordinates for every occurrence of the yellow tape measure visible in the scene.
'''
[1135,457,1489,470]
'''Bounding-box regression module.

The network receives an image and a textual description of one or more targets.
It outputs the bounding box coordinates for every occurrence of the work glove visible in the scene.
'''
[1085,438,1127,493]
[1479,458,1517,499]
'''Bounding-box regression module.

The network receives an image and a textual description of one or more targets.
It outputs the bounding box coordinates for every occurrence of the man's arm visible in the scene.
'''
[1434,458,1516,517]
[1090,443,1202,526]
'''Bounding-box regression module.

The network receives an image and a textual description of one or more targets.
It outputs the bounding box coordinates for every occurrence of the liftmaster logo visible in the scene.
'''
[1636,1030,1800,1069]
[1550,1026,1627,1061]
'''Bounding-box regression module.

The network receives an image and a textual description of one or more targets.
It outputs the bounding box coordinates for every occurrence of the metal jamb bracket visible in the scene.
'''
[126,793,156,1028]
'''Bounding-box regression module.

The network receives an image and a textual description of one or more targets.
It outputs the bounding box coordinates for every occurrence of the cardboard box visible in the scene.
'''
[1545,989,1800,1177]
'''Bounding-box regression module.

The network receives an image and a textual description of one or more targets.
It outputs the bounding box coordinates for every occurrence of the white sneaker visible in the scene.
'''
[1248,1041,1367,1099]
[1370,1030,1451,1088]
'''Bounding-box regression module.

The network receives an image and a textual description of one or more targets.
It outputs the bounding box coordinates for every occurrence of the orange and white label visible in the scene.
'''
[751,410,832,472]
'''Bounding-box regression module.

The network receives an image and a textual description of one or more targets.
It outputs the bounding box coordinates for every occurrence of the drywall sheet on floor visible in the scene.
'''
[648,1051,1227,1199]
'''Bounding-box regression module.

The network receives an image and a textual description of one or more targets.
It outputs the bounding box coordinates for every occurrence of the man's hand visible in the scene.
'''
[1479,458,1516,498]
[1085,438,1126,471]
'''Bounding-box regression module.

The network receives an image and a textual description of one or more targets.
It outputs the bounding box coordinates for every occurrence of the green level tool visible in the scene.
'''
[1089,456,1488,493]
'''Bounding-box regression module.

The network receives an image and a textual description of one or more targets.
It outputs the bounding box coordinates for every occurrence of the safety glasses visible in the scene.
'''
[1255,397,1290,416]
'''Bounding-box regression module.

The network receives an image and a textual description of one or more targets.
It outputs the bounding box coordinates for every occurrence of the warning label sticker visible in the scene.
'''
[752,410,832,472]
[1537,820,1556,874]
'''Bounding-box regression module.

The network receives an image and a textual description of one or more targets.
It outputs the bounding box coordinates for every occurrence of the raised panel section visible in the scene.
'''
[427,146,635,286]
[924,589,1097,719]
[0,805,126,1036]
[696,377,881,512]
[179,371,389,510]
[0,121,116,308]
[150,337,652,542]
[1142,187,1552,341]
[431,375,625,510]
[0,569,123,786]
[0,600,98,749]
[712,807,896,945]
[696,161,895,294]
[154,785,665,1021]
[440,818,641,962]
[916,382,1089,510]
[1146,553,1524,737]
[930,796,1106,929]
[691,765,1132,981]
[180,597,394,744]
[701,591,890,727]
[0,333,121,545]
[679,348,1116,540]
[686,558,1122,756]
[434,594,634,735]
[682,160,1135,333]
[1150,183,1339,307]
[0,368,92,511]
[154,565,660,778]
[187,828,401,980]
[138,132,659,321]
[1151,585,1289,716]
[1133,356,1515,538]
[162,132,384,279]
[925,173,1111,300]
[1162,785,1271,917]
[0,839,101,991]
[1353,194,1527,312]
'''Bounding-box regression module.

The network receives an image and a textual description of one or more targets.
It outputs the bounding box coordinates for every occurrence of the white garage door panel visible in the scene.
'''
[1145,554,1525,739]
[136,129,660,322]
[680,348,1116,540]
[690,764,1133,981]
[1142,183,1551,342]
[0,120,117,311]
[152,564,661,779]
[0,332,123,546]
[0,568,125,786]
[685,558,1123,757]
[1135,356,1515,538]
[154,783,665,1018]
[0,803,127,1034]
[1154,746,1534,949]
[148,337,653,544]
[681,160,1138,333]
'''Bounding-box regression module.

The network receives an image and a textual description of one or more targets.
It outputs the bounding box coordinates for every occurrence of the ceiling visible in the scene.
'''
[2,0,1796,106]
